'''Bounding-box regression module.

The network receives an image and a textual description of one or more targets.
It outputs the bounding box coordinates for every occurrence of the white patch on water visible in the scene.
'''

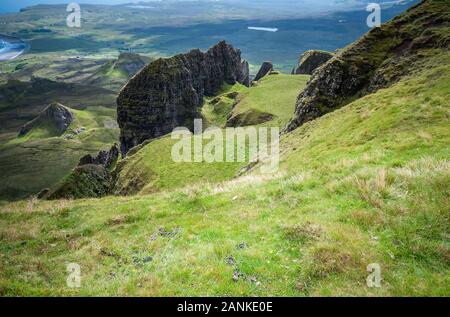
[248,27,279,33]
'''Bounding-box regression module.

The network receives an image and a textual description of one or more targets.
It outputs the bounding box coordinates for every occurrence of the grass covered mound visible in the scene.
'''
[229,74,309,128]
[0,46,448,296]
[47,164,115,200]
[0,106,119,200]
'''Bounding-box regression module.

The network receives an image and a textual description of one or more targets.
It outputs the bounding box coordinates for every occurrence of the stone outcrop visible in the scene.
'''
[87,52,152,90]
[117,41,250,156]
[294,50,333,75]
[226,108,274,127]
[18,102,73,136]
[46,164,115,200]
[285,0,450,133]
[254,61,274,81]
[78,143,120,170]
[45,144,120,200]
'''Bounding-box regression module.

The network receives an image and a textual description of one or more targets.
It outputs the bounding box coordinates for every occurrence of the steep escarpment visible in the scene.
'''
[294,50,333,75]
[285,0,450,132]
[117,41,250,156]
[254,61,274,81]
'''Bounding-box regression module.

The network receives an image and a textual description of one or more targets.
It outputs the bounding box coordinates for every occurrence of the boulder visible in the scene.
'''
[254,61,274,81]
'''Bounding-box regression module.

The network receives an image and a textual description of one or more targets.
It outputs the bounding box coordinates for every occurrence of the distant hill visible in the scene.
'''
[86,52,153,91]
[0,77,116,133]
[285,0,450,131]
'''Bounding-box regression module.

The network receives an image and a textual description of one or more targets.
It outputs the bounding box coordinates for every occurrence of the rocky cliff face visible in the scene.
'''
[115,52,150,77]
[294,50,333,75]
[117,41,250,156]
[78,143,120,170]
[18,102,73,136]
[285,0,450,132]
[254,61,274,81]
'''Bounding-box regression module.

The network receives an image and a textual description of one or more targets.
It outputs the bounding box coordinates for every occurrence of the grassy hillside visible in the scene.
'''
[0,78,116,135]
[0,106,119,200]
[114,74,308,196]
[86,53,153,91]
[0,47,448,296]
[228,73,309,127]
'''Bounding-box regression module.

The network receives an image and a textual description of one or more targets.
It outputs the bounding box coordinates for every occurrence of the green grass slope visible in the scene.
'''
[229,74,309,127]
[0,48,448,296]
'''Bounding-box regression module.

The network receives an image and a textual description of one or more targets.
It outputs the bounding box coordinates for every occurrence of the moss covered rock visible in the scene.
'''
[285,0,450,132]
[226,108,274,127]
[294,50,333,75]
[117,41,250,156]
[254,61,274,81]
[46,164,114,200]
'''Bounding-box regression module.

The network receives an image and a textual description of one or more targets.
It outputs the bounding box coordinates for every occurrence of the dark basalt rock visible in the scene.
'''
[254,61,274,81]
[294,50,334,75]
[117,41,250,156]
[285,0,450,133]
[78,143,119,170]
[46,164,115,200]
[18,102,73,136]
[44,144,119,200]
[226,109,274,127]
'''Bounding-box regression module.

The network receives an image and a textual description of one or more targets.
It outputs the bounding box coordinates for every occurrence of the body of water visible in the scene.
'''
[0,35,28,61]
[129,1,417,72]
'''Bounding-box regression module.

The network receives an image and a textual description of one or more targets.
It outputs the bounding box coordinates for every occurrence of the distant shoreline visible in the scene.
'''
[0,34,28,61]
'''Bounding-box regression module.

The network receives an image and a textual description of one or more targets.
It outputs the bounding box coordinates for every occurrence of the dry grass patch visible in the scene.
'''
[282,222,323,243]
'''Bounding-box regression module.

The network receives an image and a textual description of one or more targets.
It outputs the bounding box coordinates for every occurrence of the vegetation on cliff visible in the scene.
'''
[285,0,450,132]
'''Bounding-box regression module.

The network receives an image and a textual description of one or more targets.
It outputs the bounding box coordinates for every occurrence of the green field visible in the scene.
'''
[115,74,308,196]
[0,105,119,200]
